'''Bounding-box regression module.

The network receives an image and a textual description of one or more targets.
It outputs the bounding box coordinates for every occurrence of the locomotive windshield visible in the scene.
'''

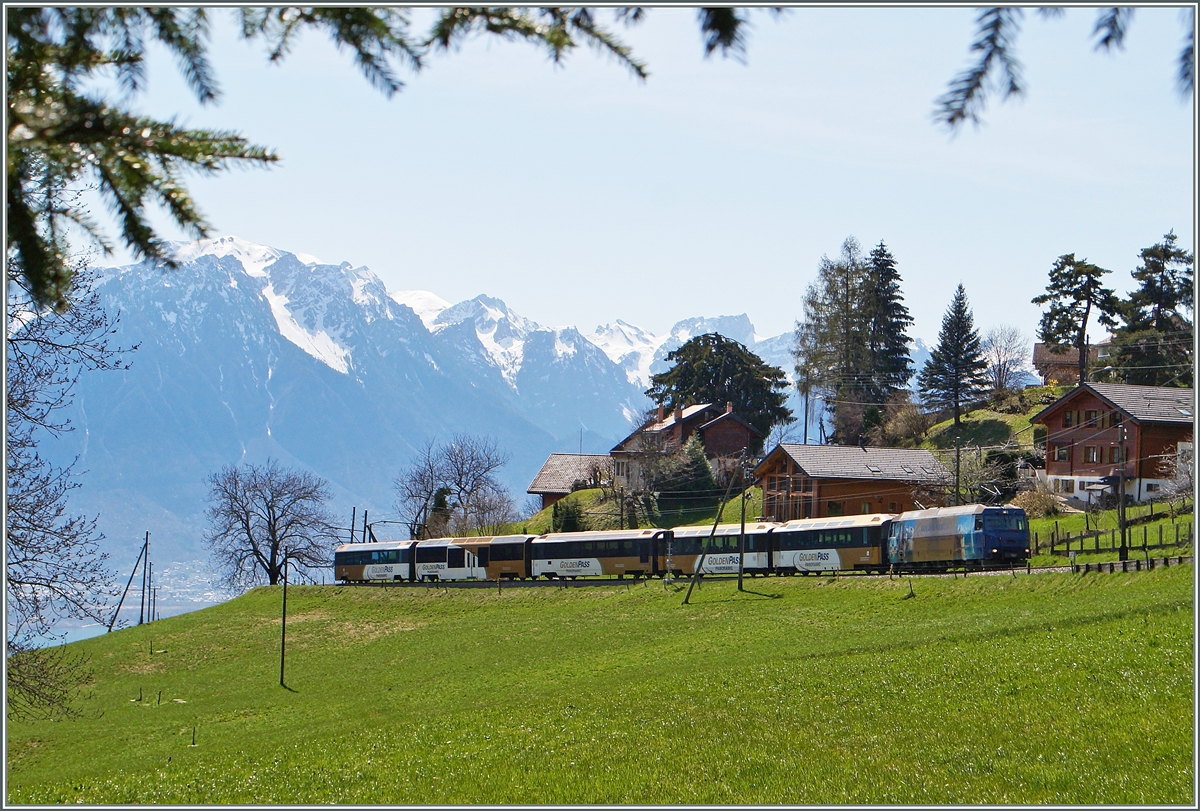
[982,514,1027,532]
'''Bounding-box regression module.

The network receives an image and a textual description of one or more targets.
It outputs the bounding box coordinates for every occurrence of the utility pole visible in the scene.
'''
[139,530,150,625]
[738,459,747,592]
[1118,425,1128,561]
[109,533,148,632]
[350,506,356,543]
[280,550,289,687]
[954,437,962,507]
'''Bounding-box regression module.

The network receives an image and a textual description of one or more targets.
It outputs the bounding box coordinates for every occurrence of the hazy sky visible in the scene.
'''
[109,6,1194,344]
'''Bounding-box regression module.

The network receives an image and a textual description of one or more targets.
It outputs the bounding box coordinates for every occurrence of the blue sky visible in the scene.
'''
[112,6,1194,344]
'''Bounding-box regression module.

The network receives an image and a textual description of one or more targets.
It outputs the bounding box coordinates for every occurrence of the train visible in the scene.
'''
[333,504,1031,583]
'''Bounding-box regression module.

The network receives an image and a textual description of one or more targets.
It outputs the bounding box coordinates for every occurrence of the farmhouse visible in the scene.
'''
[753,444,949,521]
[526,453,612,510]
[1031,342,1102,385]
[610,403,761,491]
[1030,382,1193,504]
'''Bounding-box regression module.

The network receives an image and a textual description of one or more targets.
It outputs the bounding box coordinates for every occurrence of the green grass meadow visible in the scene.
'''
[6,566,1194,804]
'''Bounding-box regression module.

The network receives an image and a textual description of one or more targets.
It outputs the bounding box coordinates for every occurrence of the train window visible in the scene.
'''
[490,544,523,561]
[416,546,444,564]
[447,548,465,568]
[983,514,1028,532]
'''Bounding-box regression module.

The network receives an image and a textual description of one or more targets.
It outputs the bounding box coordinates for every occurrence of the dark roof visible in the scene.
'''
[753,444,949,483]
[1032,383,1195,425]
[527,454,612,495]
[698,410,762,438]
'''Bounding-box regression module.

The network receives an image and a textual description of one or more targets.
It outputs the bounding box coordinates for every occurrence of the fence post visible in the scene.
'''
[1094,533,1099,552]
[1034,531,1039,554]
[1159,524,1163,549]
[1175,523,1180,545]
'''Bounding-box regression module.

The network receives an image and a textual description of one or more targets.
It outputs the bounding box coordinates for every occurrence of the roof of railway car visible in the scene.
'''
[669,522,778,537]
[333,539,414,552]
[774,513,895,531]
[893,504,1019,520]
[536,528,666,542]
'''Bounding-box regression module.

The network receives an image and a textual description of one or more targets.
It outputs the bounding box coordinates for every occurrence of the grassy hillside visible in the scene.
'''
[7,567,1193,804]
[921,385,1067,451]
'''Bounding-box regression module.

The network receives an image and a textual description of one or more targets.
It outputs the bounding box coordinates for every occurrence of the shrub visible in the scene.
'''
[1009,489,1060,518]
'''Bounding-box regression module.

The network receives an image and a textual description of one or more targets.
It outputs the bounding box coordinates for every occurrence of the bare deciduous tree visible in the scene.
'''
[982,324,1031,395]
[6,259,129,719]
[393,434,513,537]
[204,459,337,588]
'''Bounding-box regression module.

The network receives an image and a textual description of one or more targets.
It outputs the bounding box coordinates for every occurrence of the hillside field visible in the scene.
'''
[6,566,1194,804]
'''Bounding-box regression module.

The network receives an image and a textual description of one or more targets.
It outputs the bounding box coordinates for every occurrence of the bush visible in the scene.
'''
[1009,489,1060,518]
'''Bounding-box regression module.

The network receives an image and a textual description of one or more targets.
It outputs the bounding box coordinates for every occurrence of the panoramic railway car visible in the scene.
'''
[666,522,778,576]
[333,540,415,582]
[770,513,893,574]
[412,538,488,581]
[474,535,537,580]
[887,504,1030,571]
[531,529,667,579]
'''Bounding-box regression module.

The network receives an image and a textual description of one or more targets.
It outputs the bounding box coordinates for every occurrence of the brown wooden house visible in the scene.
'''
[610,403,761,491]
[527,453,612,510]
[1031,382,1193,504]
[753,444,949,521]
[1032,342,1102,385]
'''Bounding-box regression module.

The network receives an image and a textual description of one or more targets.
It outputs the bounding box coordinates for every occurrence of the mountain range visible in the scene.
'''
[44,236,931,619]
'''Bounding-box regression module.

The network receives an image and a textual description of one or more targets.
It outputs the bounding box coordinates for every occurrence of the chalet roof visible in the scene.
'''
[753,444,949,483]
[1031,383,1195,426]
[527,454,612,495]
[612,403,717,452]
[1032,343,1099,367]
[644,403,716,432]
[697,409,763,438]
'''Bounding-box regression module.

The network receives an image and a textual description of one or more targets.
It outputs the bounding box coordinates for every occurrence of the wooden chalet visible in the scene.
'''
[610,403,761,491]
[1032,342,1102,385]
[526,454,612,510]
[1031,383,1193,504]
[753,444,949,521]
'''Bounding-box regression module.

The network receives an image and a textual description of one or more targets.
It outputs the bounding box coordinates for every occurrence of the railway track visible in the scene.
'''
[342,564,1094,590]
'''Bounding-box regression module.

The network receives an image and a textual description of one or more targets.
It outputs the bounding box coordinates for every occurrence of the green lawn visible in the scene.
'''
[7,566,1193,804]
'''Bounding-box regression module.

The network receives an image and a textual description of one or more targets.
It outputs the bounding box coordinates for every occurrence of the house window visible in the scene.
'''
[861,502,872,514]
[1146,483,1161,493]
[1084,446,1099,463]
[1084,410,1098,427]
[1110,411,1122,426]
[888,502,898,513]
[826,501,844,517]
[1054,446,1069,462]
[1053,479,1075,494]
[1062,411,1074,427]
[1108,447,1122,464]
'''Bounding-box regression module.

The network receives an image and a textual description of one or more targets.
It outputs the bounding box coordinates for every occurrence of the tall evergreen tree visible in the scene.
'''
[646,333,792,442]
[1030,253,1121,384]
[1108,231,1194,387]
[918,284,989,427]
[863,241,915,401]
[793,236,913,445]
[793,237,869,444]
